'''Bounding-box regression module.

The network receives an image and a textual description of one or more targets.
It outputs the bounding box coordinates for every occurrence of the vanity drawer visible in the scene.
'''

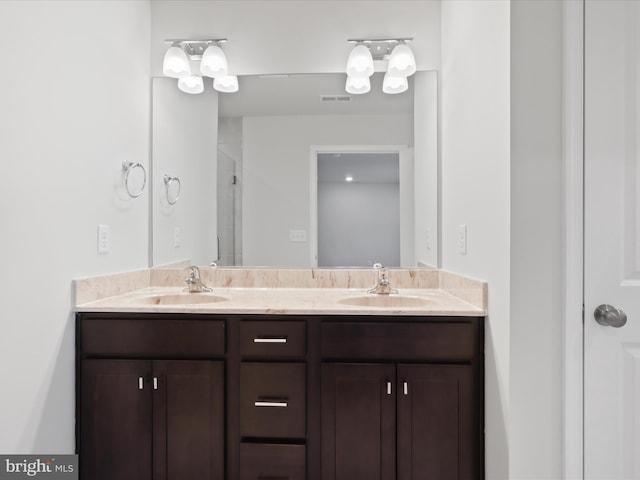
[240,443,306,480]
[80,317,225,357]
[240,321,306,357]
[321,321,478,361]
[240,363,306,439]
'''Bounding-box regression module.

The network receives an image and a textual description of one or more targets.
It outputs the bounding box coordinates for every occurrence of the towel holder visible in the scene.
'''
[122,161,146,198]
[164,175,181,205]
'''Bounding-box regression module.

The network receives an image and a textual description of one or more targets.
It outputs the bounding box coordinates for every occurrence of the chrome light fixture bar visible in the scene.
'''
[163,38,228,59]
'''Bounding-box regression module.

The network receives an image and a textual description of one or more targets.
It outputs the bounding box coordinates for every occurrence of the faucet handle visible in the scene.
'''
[373,262,384,270]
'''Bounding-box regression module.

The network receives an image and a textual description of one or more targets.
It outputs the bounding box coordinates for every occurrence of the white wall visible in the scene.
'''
[0,1,150,452]
[510,1,564,478]
[441,2,511,478]
[242,114,412,266]
[152,77,218,266]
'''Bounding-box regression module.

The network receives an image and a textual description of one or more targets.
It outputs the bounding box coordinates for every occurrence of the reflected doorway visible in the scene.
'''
[316,152,400,267]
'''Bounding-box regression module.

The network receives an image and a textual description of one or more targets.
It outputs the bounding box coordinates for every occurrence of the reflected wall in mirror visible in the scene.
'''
[151,71,438,268]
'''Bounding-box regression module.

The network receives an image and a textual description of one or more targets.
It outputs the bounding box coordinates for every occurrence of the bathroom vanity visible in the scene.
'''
[74,268,486,480]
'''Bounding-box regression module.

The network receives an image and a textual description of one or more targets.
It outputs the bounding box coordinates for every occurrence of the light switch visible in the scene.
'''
[458,224,467,255]
[174,226,181,248]
[98,224,111,254]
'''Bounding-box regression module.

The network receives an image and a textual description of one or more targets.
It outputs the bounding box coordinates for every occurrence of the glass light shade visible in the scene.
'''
[213,75,239,93]
[345,75,370,95]
[382,73,408,94]
[178,75,204,94]
[163,44,191,78]
[346,44,374,77]
[387,43,416,77]
[200,44,228,78]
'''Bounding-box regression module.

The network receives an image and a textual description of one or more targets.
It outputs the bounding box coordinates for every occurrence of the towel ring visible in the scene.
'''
[164,175,181,205]
[122,161,146,198]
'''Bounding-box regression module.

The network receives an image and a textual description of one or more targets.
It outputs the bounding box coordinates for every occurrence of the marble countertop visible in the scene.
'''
[75,286,485,316]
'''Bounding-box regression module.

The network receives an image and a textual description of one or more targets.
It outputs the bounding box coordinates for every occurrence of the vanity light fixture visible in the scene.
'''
[345,38,415,95]
[345,175,354,183]
[382,72,408,94]
[178,75,204,94]
[387,41,416,77]
[345,75,370,95]
[162,42,191,78]
[163,38,238,94]
[200,42,228,78]
[213,74,239,93]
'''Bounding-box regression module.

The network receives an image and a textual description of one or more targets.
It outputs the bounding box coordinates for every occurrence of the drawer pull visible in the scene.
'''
[253,336,288,344]
[138,377,144,390]
[153,377,158,390]
[387,381,392,395]
[254,400,289,408]
[403,381,408,395]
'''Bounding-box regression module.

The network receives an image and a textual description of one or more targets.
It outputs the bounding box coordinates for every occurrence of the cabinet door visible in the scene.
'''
[153,360,224,480]
[321,363,396,480]
[80,359,152,480]
[397,365,477,480]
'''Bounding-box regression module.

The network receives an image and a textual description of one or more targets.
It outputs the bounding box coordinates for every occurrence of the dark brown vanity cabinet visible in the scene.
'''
[320,320,483,480]
[77,315,225,480]
[77,313,483,480]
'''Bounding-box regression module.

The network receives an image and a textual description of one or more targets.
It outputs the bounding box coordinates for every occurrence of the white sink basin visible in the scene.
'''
[127,293,228,305]
[337,294,438,308]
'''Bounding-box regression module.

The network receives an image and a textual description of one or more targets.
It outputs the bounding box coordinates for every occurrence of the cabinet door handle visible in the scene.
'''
[138,377,144,390]
[254,399,288,408]
[153,377,158,390]
[387,381,392,395]
[253,336,288,344]
[403,381,408,395]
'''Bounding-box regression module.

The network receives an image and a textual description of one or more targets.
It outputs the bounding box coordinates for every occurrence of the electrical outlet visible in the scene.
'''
[458,224,467,255]
[289,229,307,242]
[97,224,111,254]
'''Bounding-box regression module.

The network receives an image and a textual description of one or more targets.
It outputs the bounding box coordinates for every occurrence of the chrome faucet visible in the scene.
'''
[184,266,212,293]
[367,263,398,295]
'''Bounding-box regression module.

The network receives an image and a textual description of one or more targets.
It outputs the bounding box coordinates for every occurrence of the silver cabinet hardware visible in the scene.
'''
[594,304,628,328]
[153,377,158,390]
[403,382,408,395]
[138,377,144,390]
[253,336,288,344]
[387,381,392,395]
[254,401,288,408]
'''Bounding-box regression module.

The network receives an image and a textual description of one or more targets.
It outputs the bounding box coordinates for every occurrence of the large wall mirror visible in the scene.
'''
[151,70,438,268]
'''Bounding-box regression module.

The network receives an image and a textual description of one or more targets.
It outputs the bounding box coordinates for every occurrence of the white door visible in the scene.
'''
[585,1,640,478]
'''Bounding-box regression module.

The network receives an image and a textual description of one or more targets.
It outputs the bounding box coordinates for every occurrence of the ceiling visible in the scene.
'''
[317,152,400,184]
[217,72,414,117]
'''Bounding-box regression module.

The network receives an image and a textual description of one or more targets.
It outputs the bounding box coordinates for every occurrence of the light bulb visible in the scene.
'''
[178,75,204,94]
[213,75,239,93]
[345,75,370,95]
[388,43,416,77]
[382,72,408,94]
[163,43,191,78]
[346,44,374,78]
[201,44,228,78]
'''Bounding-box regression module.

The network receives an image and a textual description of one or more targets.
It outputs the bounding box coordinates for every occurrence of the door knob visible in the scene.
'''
[594,304,627,328]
